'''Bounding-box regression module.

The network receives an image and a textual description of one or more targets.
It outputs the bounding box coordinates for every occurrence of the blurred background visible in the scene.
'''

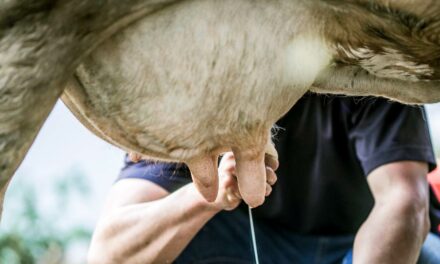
[1,100,440,263]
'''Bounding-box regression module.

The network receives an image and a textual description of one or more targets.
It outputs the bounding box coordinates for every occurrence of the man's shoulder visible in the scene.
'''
[118,156,192,192]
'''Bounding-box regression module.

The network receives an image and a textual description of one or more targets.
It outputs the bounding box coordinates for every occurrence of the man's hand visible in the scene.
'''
[211,152,278,211]
[128,149,279,209]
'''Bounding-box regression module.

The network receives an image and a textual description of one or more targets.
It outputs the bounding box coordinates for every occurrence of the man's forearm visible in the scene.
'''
[89,184,220,264]
[353,201,429,264]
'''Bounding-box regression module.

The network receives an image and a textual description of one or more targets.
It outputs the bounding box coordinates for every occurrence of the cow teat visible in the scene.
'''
[232,147,267,208]
[187,155,219,202]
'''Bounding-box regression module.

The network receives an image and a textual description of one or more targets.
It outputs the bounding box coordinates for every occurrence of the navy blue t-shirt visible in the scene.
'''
[119,93,436,235]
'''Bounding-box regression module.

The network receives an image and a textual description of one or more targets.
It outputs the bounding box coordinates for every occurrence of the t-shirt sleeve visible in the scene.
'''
[117,155,192,192]
[349,99,436,176]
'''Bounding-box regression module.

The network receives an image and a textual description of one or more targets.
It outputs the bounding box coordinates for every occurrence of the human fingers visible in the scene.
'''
[221,167,276,203]
[223,186,242,211]
[265,153,279,171]
[266,166,277,186]
[265,183,272,197]
[218,152,236,176]
[129,152,142,163]
[221,151,235,161]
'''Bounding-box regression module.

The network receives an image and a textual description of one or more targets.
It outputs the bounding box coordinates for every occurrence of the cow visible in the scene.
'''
[1,0,440,213]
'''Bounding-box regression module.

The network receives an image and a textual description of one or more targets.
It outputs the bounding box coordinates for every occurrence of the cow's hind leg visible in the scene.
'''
[0,0,182,218]
[0,2,67,213]
[0,82,62,216]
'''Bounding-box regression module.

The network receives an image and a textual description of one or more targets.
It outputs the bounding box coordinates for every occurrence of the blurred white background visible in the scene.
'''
[1,101,124,263]
[1,100,440,263]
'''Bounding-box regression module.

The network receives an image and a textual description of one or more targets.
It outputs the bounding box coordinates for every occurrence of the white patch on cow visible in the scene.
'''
[283,35,333,87]
[338,45,434,81]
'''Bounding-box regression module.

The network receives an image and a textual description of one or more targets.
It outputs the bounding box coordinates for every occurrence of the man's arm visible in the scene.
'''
[88,153,277,264]
[354,161,430,264]
[88,180,222,264]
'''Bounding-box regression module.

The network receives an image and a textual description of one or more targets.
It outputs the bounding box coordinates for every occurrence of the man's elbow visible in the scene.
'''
[386,188,431,239]
[88,233,115,264]
[88,245,108,264]
[87,221,126,264]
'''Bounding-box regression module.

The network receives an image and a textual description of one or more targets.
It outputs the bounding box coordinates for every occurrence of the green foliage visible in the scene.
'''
[0,168,93,264]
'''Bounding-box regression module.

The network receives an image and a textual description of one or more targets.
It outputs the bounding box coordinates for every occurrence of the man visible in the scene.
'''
[88,94,440,263]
